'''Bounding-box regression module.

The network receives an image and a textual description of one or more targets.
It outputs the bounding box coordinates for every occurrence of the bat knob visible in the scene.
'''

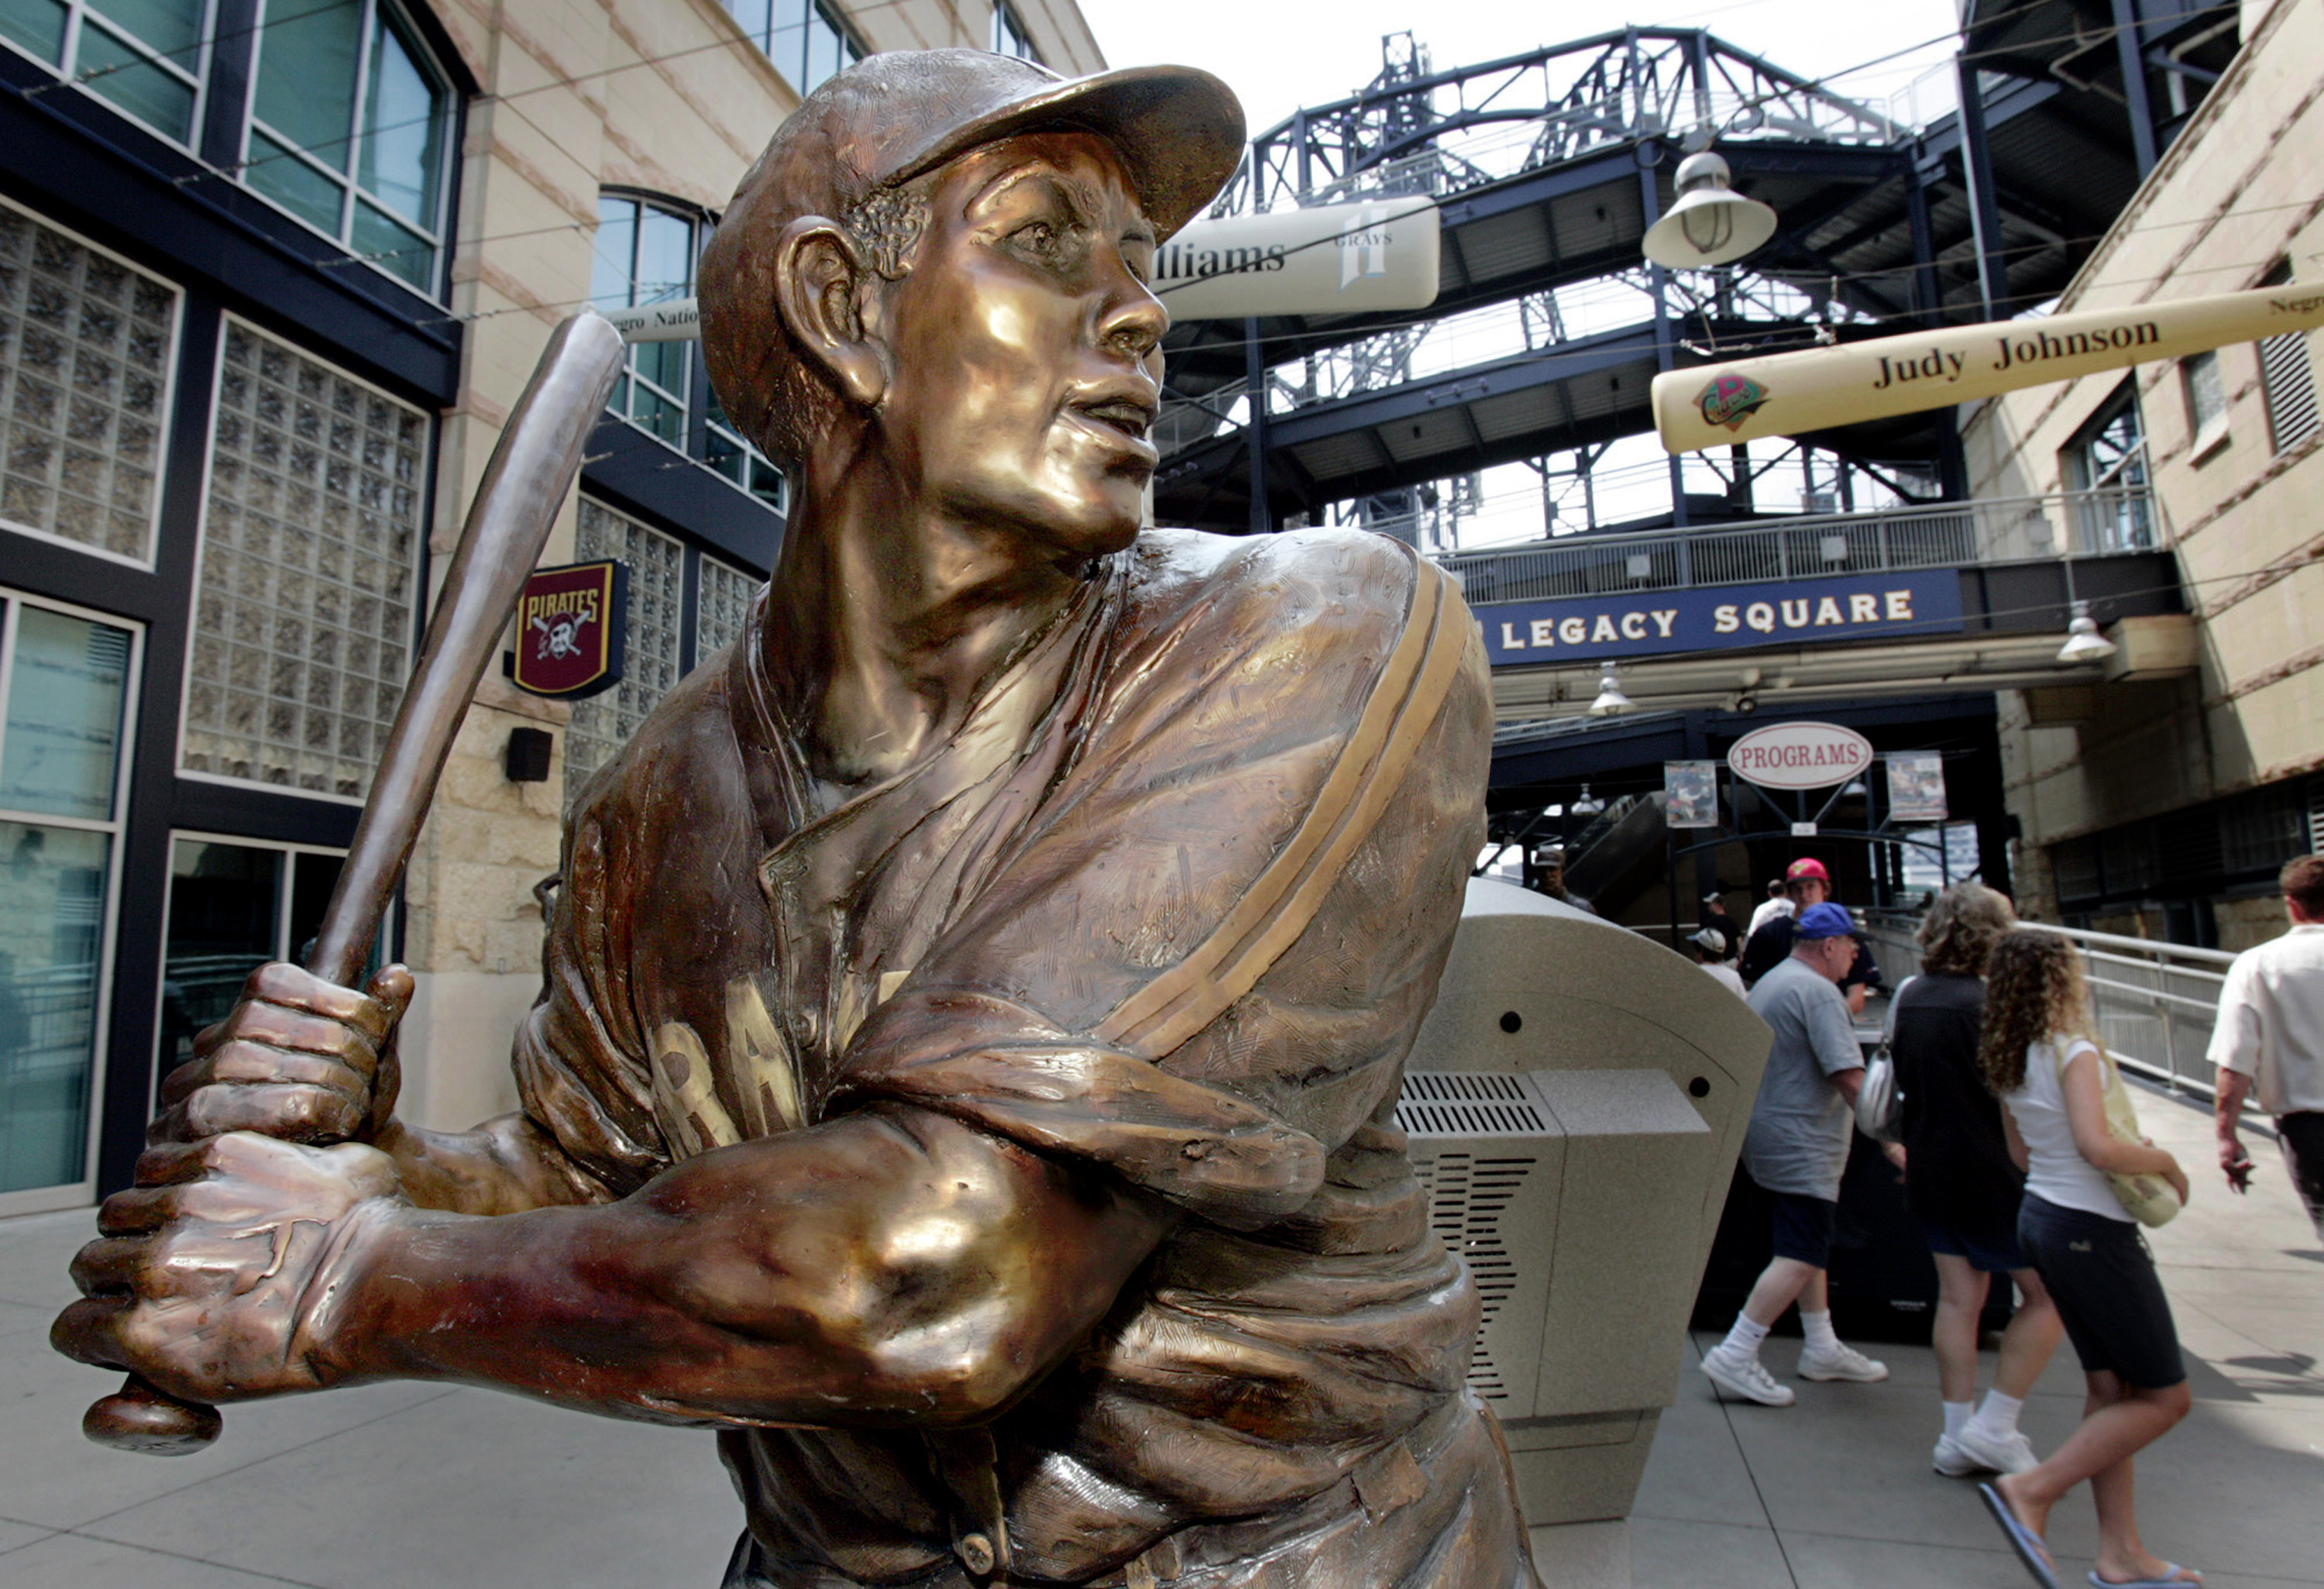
[84,1377,222,1455]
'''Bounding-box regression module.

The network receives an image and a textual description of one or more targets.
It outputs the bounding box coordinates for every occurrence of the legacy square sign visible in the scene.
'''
[1477,569,1965,668]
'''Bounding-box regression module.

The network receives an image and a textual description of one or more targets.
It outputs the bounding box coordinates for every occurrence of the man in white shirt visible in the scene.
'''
[1691,927,1747,996]
[1747,878,1796,937]
[2210,853,2324,1243]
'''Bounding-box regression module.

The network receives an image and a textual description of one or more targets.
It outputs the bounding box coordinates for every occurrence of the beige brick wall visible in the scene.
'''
[1965,0,2324,888]
[391,0,1107,1124]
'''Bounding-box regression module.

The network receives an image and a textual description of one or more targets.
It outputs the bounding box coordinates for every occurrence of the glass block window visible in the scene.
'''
[243,0,450,293]
[566,497,682,804]
[184,321,426,799]
[0,203,177,563]
[0,0,211,145]
[721,0,861,96]
[593,194,696,449]
[2180,349,2224,442]
[993,2,1038,61]
[696,553,758,662]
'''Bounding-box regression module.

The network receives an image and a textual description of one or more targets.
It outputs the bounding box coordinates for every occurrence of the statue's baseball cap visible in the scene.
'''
[1794,903,1857,940]
[701,50,1244,447]
[1785,857,1831,883]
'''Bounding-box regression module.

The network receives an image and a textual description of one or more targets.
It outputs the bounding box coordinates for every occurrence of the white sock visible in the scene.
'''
[1973,1389,2025,1436]
[1719,1314,1770,1359]
[1942,1400,1973,1440]
[1800,1309,1841,1355]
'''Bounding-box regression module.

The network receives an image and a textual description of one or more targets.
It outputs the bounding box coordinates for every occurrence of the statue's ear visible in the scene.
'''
[772,215,888,410]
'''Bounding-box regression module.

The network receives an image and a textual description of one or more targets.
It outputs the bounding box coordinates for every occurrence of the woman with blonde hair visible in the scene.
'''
[1893,885,2062,1478]
[1975,930,2197,1589]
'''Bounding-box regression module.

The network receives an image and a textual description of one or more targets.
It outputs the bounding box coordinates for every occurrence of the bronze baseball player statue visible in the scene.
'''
[57,50,1531,1587]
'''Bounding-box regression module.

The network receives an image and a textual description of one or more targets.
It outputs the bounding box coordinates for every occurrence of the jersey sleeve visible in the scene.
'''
[507,758,674,1199]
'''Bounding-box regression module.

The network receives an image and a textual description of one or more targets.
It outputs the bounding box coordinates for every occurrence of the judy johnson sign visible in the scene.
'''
[1477,569,1965,668]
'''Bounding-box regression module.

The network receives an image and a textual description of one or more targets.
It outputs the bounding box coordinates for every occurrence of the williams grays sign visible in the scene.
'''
[1150,201,1440,320]
[1478,569,1965,669]
[600,202,1442,343]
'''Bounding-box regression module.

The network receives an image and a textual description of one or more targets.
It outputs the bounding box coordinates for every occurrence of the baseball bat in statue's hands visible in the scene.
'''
[1652,282,2324,453]
[76,312,626,1456]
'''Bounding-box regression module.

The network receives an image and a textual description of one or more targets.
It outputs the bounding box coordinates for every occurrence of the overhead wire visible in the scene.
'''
[7,0,2294,493]
[5,0,2244,268]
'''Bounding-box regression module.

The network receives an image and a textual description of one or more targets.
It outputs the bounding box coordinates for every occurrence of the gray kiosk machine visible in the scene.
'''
[1395,880,1772,1562]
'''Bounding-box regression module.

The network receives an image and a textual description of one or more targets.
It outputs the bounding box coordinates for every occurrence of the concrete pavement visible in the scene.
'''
[2,1082,2317,1588]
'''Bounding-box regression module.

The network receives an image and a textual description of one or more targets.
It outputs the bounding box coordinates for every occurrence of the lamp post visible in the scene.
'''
[1640,152,1779,271]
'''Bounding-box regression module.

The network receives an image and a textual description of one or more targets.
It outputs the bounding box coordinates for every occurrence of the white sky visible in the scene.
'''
[1074,0,1966,139]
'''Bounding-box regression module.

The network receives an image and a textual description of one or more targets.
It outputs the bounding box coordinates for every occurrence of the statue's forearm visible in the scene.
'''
[371,1113,607,1215]
[328,1107,1166,1427]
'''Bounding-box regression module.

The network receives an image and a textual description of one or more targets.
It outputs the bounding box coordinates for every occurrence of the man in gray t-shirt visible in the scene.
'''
[1699,903,1890,1406]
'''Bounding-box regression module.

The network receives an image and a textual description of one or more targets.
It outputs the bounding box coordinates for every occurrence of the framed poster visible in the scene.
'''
[1665,760,1719,829]
[1887,751,1949,822]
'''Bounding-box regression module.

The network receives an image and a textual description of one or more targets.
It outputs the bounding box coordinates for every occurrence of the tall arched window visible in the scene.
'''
[242,0,451,293]
[592,193,784,511]
[593,194,698,449]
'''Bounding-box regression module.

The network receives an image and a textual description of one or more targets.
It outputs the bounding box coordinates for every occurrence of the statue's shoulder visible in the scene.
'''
[1122,526,1428,644]
[562,655,748,855]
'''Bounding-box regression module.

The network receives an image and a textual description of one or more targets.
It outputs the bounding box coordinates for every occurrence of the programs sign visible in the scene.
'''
[1728,721,1874,792]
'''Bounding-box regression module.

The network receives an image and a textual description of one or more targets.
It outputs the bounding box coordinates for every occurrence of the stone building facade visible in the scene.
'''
[1964,0,2324,951]
[0,0,1103,1211]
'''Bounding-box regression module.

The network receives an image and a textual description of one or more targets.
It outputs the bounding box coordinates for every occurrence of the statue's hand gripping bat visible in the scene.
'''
[82,312,627,1456]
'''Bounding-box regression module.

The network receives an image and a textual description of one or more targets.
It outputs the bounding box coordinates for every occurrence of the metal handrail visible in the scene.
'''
[1860,908,2243,1102]
[1438,487,2162,606]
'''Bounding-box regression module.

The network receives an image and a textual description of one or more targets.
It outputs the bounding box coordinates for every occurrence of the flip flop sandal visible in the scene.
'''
[1979,1482,2060,1589]
[2088,1567,2201,1588]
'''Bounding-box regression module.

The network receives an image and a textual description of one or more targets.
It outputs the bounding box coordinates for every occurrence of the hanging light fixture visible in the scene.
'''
[1571,783,1605,817]
[1588,662,1634,717]
[1641,152,1779,270]
[2057,600,2119,665]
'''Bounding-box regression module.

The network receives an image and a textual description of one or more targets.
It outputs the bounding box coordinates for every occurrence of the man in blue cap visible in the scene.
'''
[1700,901,1891,1405]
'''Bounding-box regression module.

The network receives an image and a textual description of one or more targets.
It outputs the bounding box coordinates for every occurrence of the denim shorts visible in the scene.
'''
[2017,1192,2185,1388]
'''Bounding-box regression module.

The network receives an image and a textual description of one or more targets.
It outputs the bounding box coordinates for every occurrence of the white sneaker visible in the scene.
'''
[1932,1434,1982,1477]
[1797,1342,1889,1382]
[1700,1346,1796,1406]
[1952,1422,2038,1474]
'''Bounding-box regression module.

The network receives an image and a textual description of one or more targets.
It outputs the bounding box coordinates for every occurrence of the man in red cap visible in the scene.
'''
[57,49,1532,1589]
[1741,857,1882,1014]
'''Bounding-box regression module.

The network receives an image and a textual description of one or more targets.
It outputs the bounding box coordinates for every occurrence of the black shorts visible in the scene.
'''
[2017,1192,2185,1389]
[1769,1191,1839,1267]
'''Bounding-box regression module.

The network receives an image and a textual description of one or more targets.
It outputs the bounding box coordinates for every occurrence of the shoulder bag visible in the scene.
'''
[2057,1040,2182,1229]
[1854,975,1913,1144]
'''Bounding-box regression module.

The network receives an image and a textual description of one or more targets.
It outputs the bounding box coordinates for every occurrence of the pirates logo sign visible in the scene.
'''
[1696,373,1772,432]
[507,560,627,698]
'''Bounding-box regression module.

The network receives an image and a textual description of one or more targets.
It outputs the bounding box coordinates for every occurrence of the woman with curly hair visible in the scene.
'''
[1892,885,2061,1478]
[1975,930,2197,1589]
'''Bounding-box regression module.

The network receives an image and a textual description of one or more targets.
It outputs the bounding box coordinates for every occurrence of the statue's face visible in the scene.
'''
[878,130,1164,559]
